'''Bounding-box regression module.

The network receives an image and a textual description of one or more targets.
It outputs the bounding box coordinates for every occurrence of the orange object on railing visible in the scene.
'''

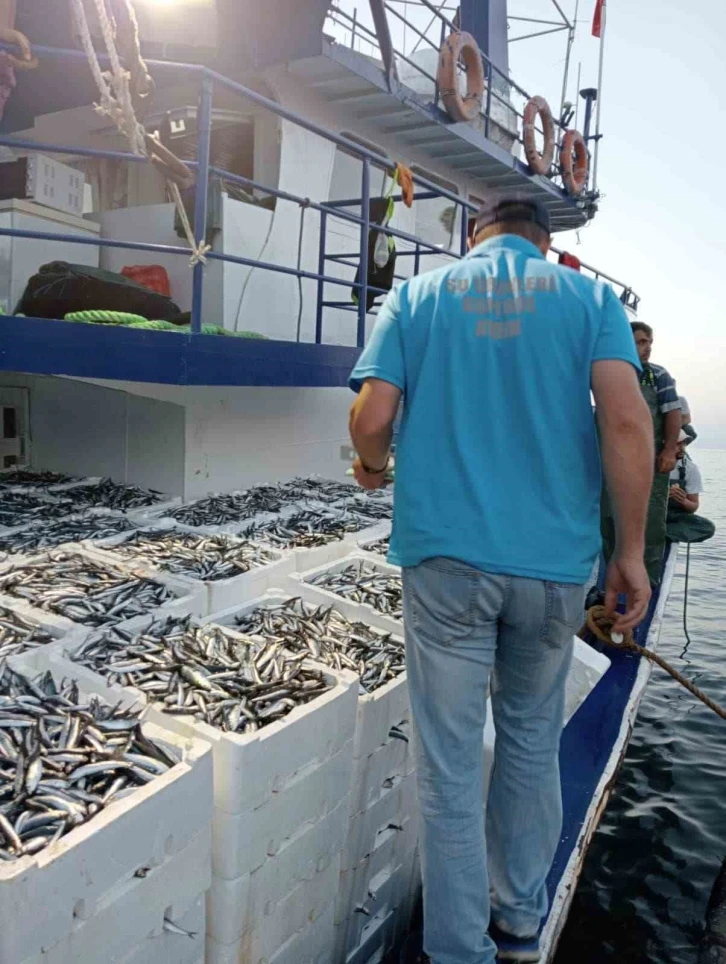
[121,265,171,297]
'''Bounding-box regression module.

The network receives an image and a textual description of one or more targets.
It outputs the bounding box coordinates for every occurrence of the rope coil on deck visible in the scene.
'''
[586,606,726,721]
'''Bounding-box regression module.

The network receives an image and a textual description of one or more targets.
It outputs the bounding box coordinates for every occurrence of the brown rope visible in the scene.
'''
[586,606,726,721]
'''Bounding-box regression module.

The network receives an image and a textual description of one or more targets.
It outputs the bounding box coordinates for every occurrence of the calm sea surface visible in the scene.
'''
[556,448,726,964]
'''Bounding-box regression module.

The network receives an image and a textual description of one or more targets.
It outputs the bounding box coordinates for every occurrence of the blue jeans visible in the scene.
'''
[402,558,584,964]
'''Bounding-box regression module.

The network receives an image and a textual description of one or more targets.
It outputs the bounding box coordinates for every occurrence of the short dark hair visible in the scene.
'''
[631,321,653,338]
[475,220,550,248]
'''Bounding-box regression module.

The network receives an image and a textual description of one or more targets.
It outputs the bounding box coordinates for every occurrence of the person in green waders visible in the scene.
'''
[602,321,682,585]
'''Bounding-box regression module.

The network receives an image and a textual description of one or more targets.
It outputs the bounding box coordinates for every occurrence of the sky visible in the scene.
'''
[512,0,726,448]
[330,0,726,448]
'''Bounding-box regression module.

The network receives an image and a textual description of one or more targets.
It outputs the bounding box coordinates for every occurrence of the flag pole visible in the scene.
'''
[592,0,607,193]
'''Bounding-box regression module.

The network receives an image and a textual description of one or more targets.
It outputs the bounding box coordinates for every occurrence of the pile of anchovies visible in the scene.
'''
[277,477,362,505]
[72,615,332,733]
[364,538,390,557]
[338,495,394,522]
[0,666,179,859]
[243,510,370,550]
[49,479,164,512]
[0,515,136,558]
[169,489,287,528]
[108,530,279,582]
[0,552,174,628]
[0,470,75,489]
[0,607,54,660]
[0,493,74,529]
[234,597,405,693]
[310,561,403,620]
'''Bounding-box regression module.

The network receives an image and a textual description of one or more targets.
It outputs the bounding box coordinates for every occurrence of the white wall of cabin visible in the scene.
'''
[0,374,353,501]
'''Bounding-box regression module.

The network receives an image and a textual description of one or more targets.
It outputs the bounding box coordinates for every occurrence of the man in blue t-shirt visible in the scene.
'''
[348,195,653,964]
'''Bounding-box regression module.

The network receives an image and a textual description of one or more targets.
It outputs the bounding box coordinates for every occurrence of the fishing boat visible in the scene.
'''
[0,2,675,963]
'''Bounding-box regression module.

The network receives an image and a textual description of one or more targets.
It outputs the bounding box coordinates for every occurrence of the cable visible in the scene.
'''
[232,201,278,333]
[681,542,692,657]
[295,199,310,342]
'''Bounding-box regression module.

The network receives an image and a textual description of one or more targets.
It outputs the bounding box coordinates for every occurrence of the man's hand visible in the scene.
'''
[352,458,389,491]
[657,447,677,475]
[669,484,688,507]
[604,554,652,633]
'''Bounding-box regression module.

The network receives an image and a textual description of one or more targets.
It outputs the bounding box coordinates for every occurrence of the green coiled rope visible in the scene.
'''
[63,311,267,339]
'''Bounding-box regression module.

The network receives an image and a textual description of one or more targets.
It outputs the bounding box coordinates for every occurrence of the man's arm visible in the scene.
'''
[349,379,402,489]
[593,360,654,631]
[658,408,681,474]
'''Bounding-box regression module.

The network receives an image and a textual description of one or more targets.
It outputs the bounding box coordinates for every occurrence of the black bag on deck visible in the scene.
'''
[15,262,182,321]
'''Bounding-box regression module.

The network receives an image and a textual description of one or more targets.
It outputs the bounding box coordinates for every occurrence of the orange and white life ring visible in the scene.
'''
[523,96,555,175]
[560,130,589,195]
[437,31,485,124]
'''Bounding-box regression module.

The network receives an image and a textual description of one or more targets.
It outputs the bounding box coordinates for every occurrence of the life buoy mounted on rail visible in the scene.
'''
[437,31,485,124]
[522,96,555,175]
[560,129,589,195]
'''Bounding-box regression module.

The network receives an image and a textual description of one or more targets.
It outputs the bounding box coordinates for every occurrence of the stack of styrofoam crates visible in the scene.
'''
[84,521,296,616]
[33,607,361,964]
[1,651,213,964]
[254,565,418,964]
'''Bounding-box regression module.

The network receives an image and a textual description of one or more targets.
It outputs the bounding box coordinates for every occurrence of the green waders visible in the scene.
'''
[600,374,670,586]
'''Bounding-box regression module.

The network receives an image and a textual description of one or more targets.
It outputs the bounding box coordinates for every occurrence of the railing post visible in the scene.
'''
[191,74,214,335]
[357,158,371,349]
[460,200,470,257]
[413,242,421,277]
[484,64,493,139]
[434,18,447,109]
[315,210,328,344]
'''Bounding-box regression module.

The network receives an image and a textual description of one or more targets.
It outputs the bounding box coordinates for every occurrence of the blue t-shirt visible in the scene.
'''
[349,235,641,584]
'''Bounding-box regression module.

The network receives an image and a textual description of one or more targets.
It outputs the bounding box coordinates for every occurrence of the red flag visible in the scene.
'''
[592,0,605,37]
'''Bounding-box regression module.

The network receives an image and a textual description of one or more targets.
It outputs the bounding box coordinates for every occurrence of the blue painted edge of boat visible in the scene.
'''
[540,543,679,959]
[0,315,362,388]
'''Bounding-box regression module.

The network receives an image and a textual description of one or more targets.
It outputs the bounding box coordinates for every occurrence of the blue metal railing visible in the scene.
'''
[0,40,636,353]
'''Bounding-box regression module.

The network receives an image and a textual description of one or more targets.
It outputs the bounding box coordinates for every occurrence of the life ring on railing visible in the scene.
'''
[523,96,555,175]
[437,31,485,124]
[560,130,589,195]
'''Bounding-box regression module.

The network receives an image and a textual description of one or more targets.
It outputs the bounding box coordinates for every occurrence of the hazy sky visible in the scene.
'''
[508,0,725,447]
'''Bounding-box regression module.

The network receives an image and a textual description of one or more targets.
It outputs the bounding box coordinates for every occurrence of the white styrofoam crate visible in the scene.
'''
[0,544,206,630]
[350,723,415,817]
[0,666,213,964]
[208,589,410,767]
[114,894,206,964]
[345,521,391,551]
[87,522,295,616]
[345,909,397,964]
[207,795,349,945]
[28,612,359,818]
[205,860,338,964]
[206,900,335,964]
[211,740,353,881]
[20,834,209,964]
[286,552,403,628]
[47,478,181,523]
[336,811,418,932]
[338,863,406,956]
[342,770,418,874]
[0,590,78,644]
[0,509,140,566]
